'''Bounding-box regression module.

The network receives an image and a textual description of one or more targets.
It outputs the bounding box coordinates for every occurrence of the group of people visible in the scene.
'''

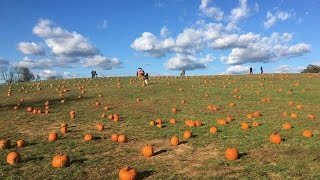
[137,68,149,85]
[91,70,98,78]
[250,66,264,74]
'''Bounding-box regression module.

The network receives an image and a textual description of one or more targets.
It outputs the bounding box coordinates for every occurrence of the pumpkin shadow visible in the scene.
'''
[25,156,44,162]
[239,152,248,158]
[93,136,101,140]
[71,158,87,164]
[28,142,38,146]
[136,170,154,179]
[179,141,188,145]
[154,149,167,156]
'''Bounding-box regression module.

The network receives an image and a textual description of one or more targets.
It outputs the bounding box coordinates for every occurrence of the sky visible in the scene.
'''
[0,0,319,79]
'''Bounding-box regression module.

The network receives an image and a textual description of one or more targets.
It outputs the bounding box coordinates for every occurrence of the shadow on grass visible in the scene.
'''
[154,149,167,156]
[71,158,87,164]
[179,141,188,145]
[137,170,154,179]
[93,136,102,140]
[239,152,248,158]
[25,156,44,162]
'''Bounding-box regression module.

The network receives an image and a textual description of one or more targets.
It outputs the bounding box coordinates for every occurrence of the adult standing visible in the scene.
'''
[260,66,263,74]
[137,68,145,80]
[249,67,253,74]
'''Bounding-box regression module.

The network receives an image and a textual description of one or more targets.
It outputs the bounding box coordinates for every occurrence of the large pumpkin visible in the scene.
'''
[119,166,137,180]
[48,132,58,142]
[270,133,282,144]
[303,130,313,138]
[170,136,179,146]
[52,153,70,168]
[7,151,21,165]
[141,144,154,157]
[118,135,127,143]
[225,148,239,161]
[183,131,192,139]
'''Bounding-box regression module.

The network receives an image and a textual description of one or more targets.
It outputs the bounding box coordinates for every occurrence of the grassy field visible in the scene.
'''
[1,73,320,179]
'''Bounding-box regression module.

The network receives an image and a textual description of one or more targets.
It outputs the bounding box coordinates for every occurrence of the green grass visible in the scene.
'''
[0,73,320,179]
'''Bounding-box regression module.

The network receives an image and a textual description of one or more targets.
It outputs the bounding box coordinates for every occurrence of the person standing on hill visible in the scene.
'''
[144,73,149,85]
[260,66,263,74]
[137,68,145,80]
[249,67,253,74]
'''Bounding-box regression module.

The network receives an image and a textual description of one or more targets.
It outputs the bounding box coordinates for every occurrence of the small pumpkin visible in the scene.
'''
[228,102,236,107]
[225,148,239,161]
[155,118,162,124]
[241,122,250,130]
[183,131,192,139]
[217,119,227,125]
[84,134,93,141]
[290,112,298,119]
[113,114,119,122]
[156,124,163,128]
[119,166,137,180]
[96,123,104,131]
[61,126,68,134]
[282,122,292,130]
[170,136,179,146]
[52,153,70,168]
[307,114,316,120]
[48,132,58,142]
[141,144,154,157]
[171,107,177,113]
[194,120,202,126]
[247,113,254,119]
[209,127,218,134]
[252,111,260,118]
[270,133,282,144]
[282,111,288,116]
[303,130,313,138]
[6,151,21,165]
[111,134,119,142]
[169,118,177,124]
[16,139,26,148]
[0,139,10,150]
[225,115,233,122]
[252,121,260,127]
[118,135,127,143]
[149,121,155,126]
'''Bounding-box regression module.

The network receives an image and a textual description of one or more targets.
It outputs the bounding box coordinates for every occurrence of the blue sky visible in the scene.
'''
[0,0,319,78]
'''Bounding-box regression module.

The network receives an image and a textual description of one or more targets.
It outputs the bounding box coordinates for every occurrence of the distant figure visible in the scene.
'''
[249,67,253,74]
[144,73,149,85]
[260,66,263,74]
[91,70,97,78]
[137,67,145,80]
[180,70,185,76]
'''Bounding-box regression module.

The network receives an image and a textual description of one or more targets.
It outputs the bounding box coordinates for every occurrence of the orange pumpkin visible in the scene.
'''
[270,133,282,144]
[170,136,179,146]
[0,139,10,150]
[169,118,177,124]
[228,102,236,107]
[217,119,227,125]
[16,139,26,148]
[303,130,313,138]
[282,111,288,116]
[241,122,250,130]
[307,114,316,120]
[252,122,260,127]
[48,132,58,142]
[113,114,119,122]
[149,121,155,126]
[171,107,177,113]
[225,148,239,161]
[84,134,93,141]
[247,113,254,119]
[252,111,260,118]
[183,131,192,139]
[118,135,127,143]
[141,144,154,157]
[290,112,298,119]
[96,123,104,131]
[210,127,218,134]
[282,122,292,130]
[52,153,70,168]
[225,115,233,122]
[6,151,21,165]
[111,134,119,142]
[194,120,202,126]
[155,118,162,124]
[119,166,137,180]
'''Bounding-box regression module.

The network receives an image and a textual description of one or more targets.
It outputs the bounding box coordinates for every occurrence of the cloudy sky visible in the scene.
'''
[0,0,319,78]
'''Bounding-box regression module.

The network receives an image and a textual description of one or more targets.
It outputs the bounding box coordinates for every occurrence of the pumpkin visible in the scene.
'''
[95,101,101,106]
[6,151,21,165]
[247,113,254,119]
[61,126,68,134]
[108,114,114,120]
[282,111,288,116]
[26,107,33,112]
[155,118,162,124]
[290,112,298,119]
[96,123,104,131]
[210,127,218,134]
[70,111,76,119]
[118,135,127,143]
[288,101,294,106]
[225,115,233,122]
[111,134,119,142]
[171,107,177,113]
[252,122,260,127]
[149,121,155,126]
[241,122,250,130]
[0,139,10,150]
[52,153,70,168]
[217,119,227,125]
[113,114,119,122]
[194,120,202,126]
[169,118,177,124]
[282,122,292,130]
[225,148,239,161]
[270,133,282,144]
[303,130,313,138]
[228,102,236,107]
[142,144,154,157]
[307,114,316,120]
[252,111,260,118]
[119,166,137,180]
[296,104,303,110]
[170,136,179,146]
[183,131,192,139]
[16,139,26,148]
[104,106,110,111]
[84,134,93,141]
[156,124,163,128]
[45,101,50,106]
[48,132,58,142]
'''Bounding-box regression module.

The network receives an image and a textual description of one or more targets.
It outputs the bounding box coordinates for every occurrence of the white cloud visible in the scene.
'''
[165,54,214,70]
[225,65,250,74]
[275,65,305,73]
[15,57,56,69]
[17,42,45,55]
[38,70,79,79]
[199,0,224,21]
[226,0,250,31]
[33,19,98,57]
[264,10,292,29]
[160,26,170,38]
[81,55,121,70]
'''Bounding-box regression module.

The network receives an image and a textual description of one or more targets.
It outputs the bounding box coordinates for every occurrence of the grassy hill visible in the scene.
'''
[1,74,320,179]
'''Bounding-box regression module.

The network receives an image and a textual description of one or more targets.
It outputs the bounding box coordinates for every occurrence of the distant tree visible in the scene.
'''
[0,66,15,84]
[301,64,320,73]
[15,67,35,82]
[47,75,63,80]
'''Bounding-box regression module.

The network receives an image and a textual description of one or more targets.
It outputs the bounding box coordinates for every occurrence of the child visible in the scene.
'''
[144,73,149,85]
